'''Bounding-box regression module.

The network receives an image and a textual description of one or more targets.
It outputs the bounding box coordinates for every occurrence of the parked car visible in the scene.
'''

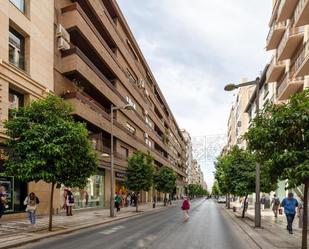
[217,196,226,203]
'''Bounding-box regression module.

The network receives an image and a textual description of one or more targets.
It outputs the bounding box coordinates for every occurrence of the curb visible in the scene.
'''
[220,206,277,249]
[0,205,171,249]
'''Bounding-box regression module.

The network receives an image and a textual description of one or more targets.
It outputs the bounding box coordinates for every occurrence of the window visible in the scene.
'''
[125,123,136,135]
[145,138,152,148]
[10,0,25,13]
[263,83,269,99]
[145,116,154,129]
[9,27,25,70]
[9,89,24,119]
[120,146,129,158]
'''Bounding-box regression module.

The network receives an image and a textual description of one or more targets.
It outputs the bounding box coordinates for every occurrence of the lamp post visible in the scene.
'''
[224,77,261,228]
[110,104,133,218]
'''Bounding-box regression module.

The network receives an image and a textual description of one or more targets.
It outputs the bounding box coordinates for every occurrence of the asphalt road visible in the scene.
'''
[21,199,258,249]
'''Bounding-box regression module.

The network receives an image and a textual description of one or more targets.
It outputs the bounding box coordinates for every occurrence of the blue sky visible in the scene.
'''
[117,0,272,187]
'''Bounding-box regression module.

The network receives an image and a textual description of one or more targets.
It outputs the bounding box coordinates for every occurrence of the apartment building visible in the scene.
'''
[181,129,193,185]
[54,0,187,210]
[0,0,55,217]
[0,0,187,218]
[226,83,255,150]
[266,0,309,101]
[191,160,205,186]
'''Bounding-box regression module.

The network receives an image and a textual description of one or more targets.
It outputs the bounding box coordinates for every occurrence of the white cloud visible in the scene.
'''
[117,0,272,188]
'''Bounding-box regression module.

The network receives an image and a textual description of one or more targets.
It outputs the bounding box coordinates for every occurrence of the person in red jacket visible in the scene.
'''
[181,196,190,221]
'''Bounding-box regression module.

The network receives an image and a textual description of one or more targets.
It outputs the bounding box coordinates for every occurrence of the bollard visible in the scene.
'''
[233,206,236,212]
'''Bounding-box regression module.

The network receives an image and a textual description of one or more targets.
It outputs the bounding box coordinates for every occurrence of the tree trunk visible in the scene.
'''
[225,194,228,208]
[227,193,231,209]
[302,180,309,249]
[136,194,138,212]
[164,193,167,206]
[48,182,55,232]
[242,195,248,218]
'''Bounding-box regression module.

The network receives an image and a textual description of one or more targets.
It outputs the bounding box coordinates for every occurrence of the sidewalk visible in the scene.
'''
[0,202,176,249]
[223,202,303,249]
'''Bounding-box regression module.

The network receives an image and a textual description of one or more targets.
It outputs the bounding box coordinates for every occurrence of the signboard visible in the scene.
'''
[115,172,126,179]
[0,176,14,212]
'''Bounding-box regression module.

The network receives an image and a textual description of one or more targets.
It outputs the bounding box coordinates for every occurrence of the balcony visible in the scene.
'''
[295,42,309,77]
[266,55,286,83]
[294,0,309,27]
[277,0,299,21]
[277,74,304,100]
[266,21,287,50]
[277,26,304,60]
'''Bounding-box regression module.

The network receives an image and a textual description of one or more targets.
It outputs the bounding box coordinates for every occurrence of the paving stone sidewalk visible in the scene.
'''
[226,202,304,249]
[0,202,175,249]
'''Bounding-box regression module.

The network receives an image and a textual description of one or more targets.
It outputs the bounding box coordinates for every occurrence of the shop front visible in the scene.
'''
[0,146,28,214]
[115,171,127,195]
[60,169,105,210]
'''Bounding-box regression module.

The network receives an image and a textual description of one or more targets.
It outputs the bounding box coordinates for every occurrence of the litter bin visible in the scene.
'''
[233,206,237,212]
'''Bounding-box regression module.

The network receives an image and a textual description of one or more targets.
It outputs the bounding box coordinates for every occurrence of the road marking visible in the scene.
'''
[99,225,125,235]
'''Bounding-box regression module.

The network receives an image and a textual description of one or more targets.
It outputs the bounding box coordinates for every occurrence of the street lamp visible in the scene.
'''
[224,77,262,228]
[110,103,133,217]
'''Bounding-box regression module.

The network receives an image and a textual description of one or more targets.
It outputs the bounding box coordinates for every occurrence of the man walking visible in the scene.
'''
[281,192,298,234]
[271,194,280,218]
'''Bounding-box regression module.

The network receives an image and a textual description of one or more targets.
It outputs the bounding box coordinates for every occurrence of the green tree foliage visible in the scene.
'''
[3,94,98,231]
[244,90,309,248]
[214,146,276,217]
[125,150,155,212]
[154,166,177,203]
[187,184,208,198]
[211,181,220,196]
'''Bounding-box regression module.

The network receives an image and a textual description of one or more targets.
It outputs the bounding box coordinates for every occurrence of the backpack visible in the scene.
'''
[68,193,74,204]
[274,198,280,205]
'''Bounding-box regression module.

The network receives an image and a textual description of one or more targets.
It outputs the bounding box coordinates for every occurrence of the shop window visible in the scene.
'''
[10,0,25,13]
[9,89,24,120]
[9,27,25,70]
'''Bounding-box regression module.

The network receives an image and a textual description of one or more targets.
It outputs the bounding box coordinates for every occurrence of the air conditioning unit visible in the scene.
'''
[56,24,70,43]
[57,37,70,51]
[144,133,149,139]
[137,79,145,88]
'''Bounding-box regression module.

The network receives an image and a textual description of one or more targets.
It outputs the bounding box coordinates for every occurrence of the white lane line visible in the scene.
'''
[99,225,126,235]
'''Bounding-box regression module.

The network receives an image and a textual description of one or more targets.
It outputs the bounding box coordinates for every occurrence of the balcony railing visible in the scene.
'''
[295,41,309,74]
[266,21,286,45]
[277,73,304,99]
[277,26,304,58]
[294,0,307,24]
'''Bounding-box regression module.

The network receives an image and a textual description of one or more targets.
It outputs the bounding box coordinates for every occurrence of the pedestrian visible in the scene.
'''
[126,194,131,207]
[63,188,69,215]
[281,192,298,234]
[66,190,74,216]
[298,195,309,230]
[23,192,40,226]
[0,185,8,219]
[260,194,266,211]
[271,194,280,218]
[181,196,190,221]
[115,193,121,212]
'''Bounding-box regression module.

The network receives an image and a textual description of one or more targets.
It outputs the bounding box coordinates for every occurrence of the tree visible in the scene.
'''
[125,150,154,212]
[187,183,208,198]
[245,90,309,249]
[154,166,177,205]
[211,181,220,197]
[3,94,98,231]
[215,146,276,218]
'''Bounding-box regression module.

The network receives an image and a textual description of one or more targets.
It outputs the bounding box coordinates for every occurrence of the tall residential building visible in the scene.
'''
[0,0,188,218]
[266,0,309,102]
[0,0,54,216]
[226,83,255,150]
[181,129,193,185]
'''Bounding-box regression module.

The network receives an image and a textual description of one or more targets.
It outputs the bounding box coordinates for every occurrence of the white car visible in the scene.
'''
[217,196,227,203]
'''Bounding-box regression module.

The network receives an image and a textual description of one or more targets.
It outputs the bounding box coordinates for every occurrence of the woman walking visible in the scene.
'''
[66,190,75,216]
[298,195,309,230]
[181,196,190,221]
[0,186,8,219]
[24,192,40,226]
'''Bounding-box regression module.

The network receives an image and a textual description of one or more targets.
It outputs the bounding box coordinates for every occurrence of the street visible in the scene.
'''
[20,199,258,249]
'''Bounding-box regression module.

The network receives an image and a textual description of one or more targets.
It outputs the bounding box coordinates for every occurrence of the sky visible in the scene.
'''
[117,0,272,187]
